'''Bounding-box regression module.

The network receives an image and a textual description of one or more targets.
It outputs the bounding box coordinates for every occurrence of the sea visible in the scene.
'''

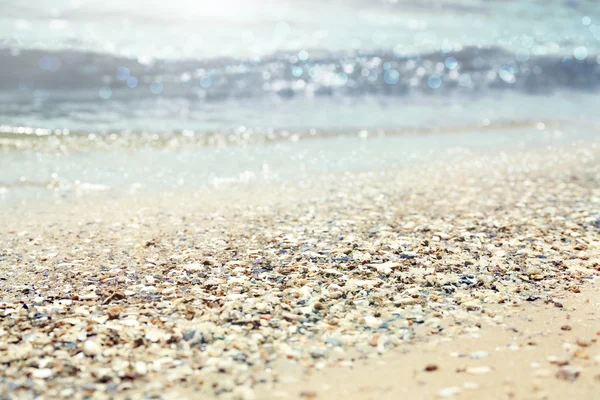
[1,0,600,203]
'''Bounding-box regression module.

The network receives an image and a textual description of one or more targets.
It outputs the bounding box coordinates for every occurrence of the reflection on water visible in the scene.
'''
[1,0,599,131]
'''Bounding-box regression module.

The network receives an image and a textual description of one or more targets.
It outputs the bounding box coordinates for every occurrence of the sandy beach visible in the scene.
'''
[3,0,600,398]
[2,140,600,399]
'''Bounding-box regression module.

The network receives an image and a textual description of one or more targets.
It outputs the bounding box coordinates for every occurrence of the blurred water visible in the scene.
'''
[1,0,599,132]
[3,0,600,59]
[1,0,599,203]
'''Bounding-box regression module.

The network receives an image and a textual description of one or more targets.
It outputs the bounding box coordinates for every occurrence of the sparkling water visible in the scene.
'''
[1,0,599,201]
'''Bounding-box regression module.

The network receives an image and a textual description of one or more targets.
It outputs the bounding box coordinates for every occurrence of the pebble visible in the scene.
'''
[367,262,400,275]
[134,361,148,375]
[439,387,461,397]
[463,382,479,390]
[464,300,482,311]
[162,287,176,295]
[363,316,380,327]
[74,306,90,317]
[32,368,53,379]
[83,340,100,357]
[183,263,203,272]
[469,351,488,359]
[555,366,581,382]
[425,364,439,372]
[145,329,165,343]
[466,366,492,375]
[547,356,569,366]
[107,305,122,320]
[2,144,599,399]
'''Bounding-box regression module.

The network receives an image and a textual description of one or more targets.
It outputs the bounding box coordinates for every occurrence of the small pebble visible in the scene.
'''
[466,366,492,375]
[463,382,479,390]
[470,351,488,359]
[83,340,100,357]
[556,366,581,382]
[425,364,439,372]
[134,361,148,376]
[107,305,122,320]
[32,368,53,379]
[439,387,461,397]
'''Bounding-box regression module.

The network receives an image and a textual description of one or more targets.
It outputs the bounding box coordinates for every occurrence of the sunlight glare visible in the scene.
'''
[173,0,259,20]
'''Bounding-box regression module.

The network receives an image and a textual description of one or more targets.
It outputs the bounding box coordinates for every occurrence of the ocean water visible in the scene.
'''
[1,0,600,202]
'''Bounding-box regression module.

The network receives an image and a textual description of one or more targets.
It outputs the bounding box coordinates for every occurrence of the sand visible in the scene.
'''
[1,140,600,399]
[256,283,600,400]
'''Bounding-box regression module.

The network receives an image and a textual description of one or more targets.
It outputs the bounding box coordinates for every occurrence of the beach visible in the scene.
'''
[2,139,600,399]
[2,0,600,398]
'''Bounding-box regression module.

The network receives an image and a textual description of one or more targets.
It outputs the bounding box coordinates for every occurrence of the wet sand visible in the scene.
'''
[1,141,600,399]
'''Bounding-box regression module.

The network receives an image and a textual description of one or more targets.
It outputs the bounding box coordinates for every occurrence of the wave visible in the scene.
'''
[0,119,572,153]
[1,46,599,102]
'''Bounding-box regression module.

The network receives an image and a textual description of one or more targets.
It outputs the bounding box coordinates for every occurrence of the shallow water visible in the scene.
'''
[2,119,598,205]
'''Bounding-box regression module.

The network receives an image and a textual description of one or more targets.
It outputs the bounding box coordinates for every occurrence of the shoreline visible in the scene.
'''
[1,140,600,399]
[2,119,600,209]
[3,134,599,213]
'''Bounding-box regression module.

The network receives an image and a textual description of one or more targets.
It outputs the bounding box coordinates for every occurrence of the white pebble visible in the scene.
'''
[83,340,100,356]
[32,368,53,379]
[233,386,256,400]
[161,286,175,295]
[145,328,164,342]
[470,351,488,359]
[134,361,148,375]
[363,316,380,327]
[439,387,461,397]
[466,366,492,375]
